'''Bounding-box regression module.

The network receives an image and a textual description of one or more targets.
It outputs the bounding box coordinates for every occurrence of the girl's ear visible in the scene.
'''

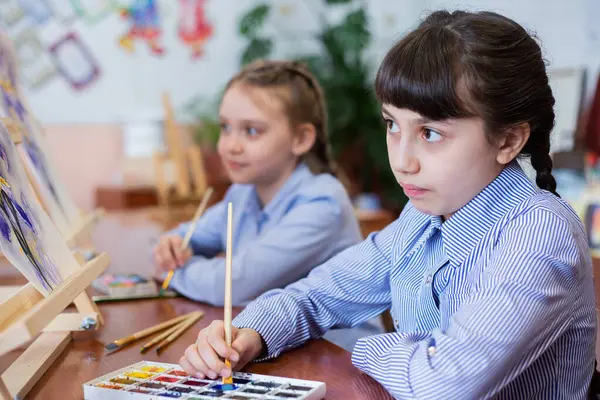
[292,123,317,156]
[496,123,530,164]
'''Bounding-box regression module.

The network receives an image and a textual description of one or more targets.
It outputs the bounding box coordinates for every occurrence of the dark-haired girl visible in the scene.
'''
[180,10,596,399]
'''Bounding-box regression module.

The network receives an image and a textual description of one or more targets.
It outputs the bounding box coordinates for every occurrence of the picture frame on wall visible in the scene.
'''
[0,0,26,29]
[45,0,77,26]
[48,32,100,91]
[70,0,118,25]
[17,0,53,25]
[12,27,57,89]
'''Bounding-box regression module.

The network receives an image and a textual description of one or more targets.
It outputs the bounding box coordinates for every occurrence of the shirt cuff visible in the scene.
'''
[232,303,292,361]
[351,332,430,376]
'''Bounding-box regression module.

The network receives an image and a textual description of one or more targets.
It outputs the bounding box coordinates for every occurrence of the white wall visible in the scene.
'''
[2,0,598,124]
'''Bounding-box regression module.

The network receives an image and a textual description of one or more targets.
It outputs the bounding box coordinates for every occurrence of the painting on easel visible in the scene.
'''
[0,121,78,295]
[0,31,82,236]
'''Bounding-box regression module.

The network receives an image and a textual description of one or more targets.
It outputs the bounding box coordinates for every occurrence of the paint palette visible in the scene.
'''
[83,361,326,399]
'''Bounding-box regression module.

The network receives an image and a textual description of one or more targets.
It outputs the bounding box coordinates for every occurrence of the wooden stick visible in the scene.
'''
[140,312,201,353]
[1,331,71,400]
[156,311,204,355]
[104,313,194,353]
[223,202,233,385]
[181,186,214,250]
[160,187,214,294]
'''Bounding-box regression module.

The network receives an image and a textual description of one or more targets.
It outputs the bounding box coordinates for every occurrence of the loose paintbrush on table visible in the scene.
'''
[104,311,203,354]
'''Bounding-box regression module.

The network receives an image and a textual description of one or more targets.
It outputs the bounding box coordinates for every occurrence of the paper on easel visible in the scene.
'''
[0,30,84,237]
[0,122,79,295]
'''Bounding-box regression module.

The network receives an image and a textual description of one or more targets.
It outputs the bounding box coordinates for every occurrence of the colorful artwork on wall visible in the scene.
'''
[117,0,165,56]
[177,0,213,60]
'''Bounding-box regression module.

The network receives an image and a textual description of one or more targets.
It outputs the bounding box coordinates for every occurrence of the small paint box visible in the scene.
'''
[83,361,326,399]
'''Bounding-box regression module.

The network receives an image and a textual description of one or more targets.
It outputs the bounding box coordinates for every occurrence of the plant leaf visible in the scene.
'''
[239,4,271,38]
[336,8,370,57]
[240,38,273,65]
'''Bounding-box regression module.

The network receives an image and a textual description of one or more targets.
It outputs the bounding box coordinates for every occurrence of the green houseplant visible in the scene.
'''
[238,0,407,211]
[193,0,408,211]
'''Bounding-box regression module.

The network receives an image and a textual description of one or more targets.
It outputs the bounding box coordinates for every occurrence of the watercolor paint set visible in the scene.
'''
[92,273,158,297]
[83,361,326,399]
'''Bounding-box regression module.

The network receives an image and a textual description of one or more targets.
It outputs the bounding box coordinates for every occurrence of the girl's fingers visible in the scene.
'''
[207,331,239,363]
[160,242,177,270]
[180,354,203,378]
[183,344,210,379]
[197,336,227,379]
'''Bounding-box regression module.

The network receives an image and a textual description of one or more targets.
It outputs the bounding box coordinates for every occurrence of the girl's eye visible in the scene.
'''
[220,123,231,133]
[246,126,261,137]
[385,119,400,134]
[423,128,442,142]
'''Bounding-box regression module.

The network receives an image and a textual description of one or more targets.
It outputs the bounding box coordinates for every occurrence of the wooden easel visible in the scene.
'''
[0,122,110,400]
[152,92,209,225]
[0,253,109,400]
[0,33,103,258]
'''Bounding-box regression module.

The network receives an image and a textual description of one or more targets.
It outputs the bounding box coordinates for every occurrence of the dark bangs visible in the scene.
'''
[375,26,477,121]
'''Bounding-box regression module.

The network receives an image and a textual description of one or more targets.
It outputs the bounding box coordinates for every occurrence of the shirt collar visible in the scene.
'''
[438,160,537,266]
[245,162,313,218]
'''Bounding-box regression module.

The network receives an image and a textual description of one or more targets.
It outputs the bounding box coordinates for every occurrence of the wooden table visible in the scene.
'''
[0,290,391,399]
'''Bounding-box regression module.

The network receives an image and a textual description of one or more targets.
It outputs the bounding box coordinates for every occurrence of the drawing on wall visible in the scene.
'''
[48,32,100,91]
[70,0,118,25]
[177,0,213,60]
[45,0,77,26]
[118,0,165,56]
[17,0,53,25]
[0,121,62,294]
[0,0,26,29]
[13,27,57,89]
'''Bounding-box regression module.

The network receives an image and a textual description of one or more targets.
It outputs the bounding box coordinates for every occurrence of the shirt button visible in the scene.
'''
[425,275,432,284]
[427,346,437,356]
[394,319,399,328]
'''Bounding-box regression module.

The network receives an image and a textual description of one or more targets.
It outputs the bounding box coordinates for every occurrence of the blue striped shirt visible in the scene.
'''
[167,162,362,306]
[233,161,596,399]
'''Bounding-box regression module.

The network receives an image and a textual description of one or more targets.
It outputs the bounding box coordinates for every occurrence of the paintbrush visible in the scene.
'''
[155,311,204,355]
[104,313,194,354]
[222,202,234,388]
[159,187,214,295]
[140,311,203,353]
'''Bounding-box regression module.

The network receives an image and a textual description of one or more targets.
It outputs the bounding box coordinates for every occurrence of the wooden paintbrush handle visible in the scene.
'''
[116,312,195,346]
[156,312,204,353]
[224,202,233,347]
[181,187,214,250]
[140,312,200,352]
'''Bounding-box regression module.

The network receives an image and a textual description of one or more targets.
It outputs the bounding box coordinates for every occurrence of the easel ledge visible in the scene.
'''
[0,252,110,400]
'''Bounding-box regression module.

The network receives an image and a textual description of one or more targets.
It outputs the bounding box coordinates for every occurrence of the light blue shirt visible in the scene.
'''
[233,161,596,399]
[168,163,362,306]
